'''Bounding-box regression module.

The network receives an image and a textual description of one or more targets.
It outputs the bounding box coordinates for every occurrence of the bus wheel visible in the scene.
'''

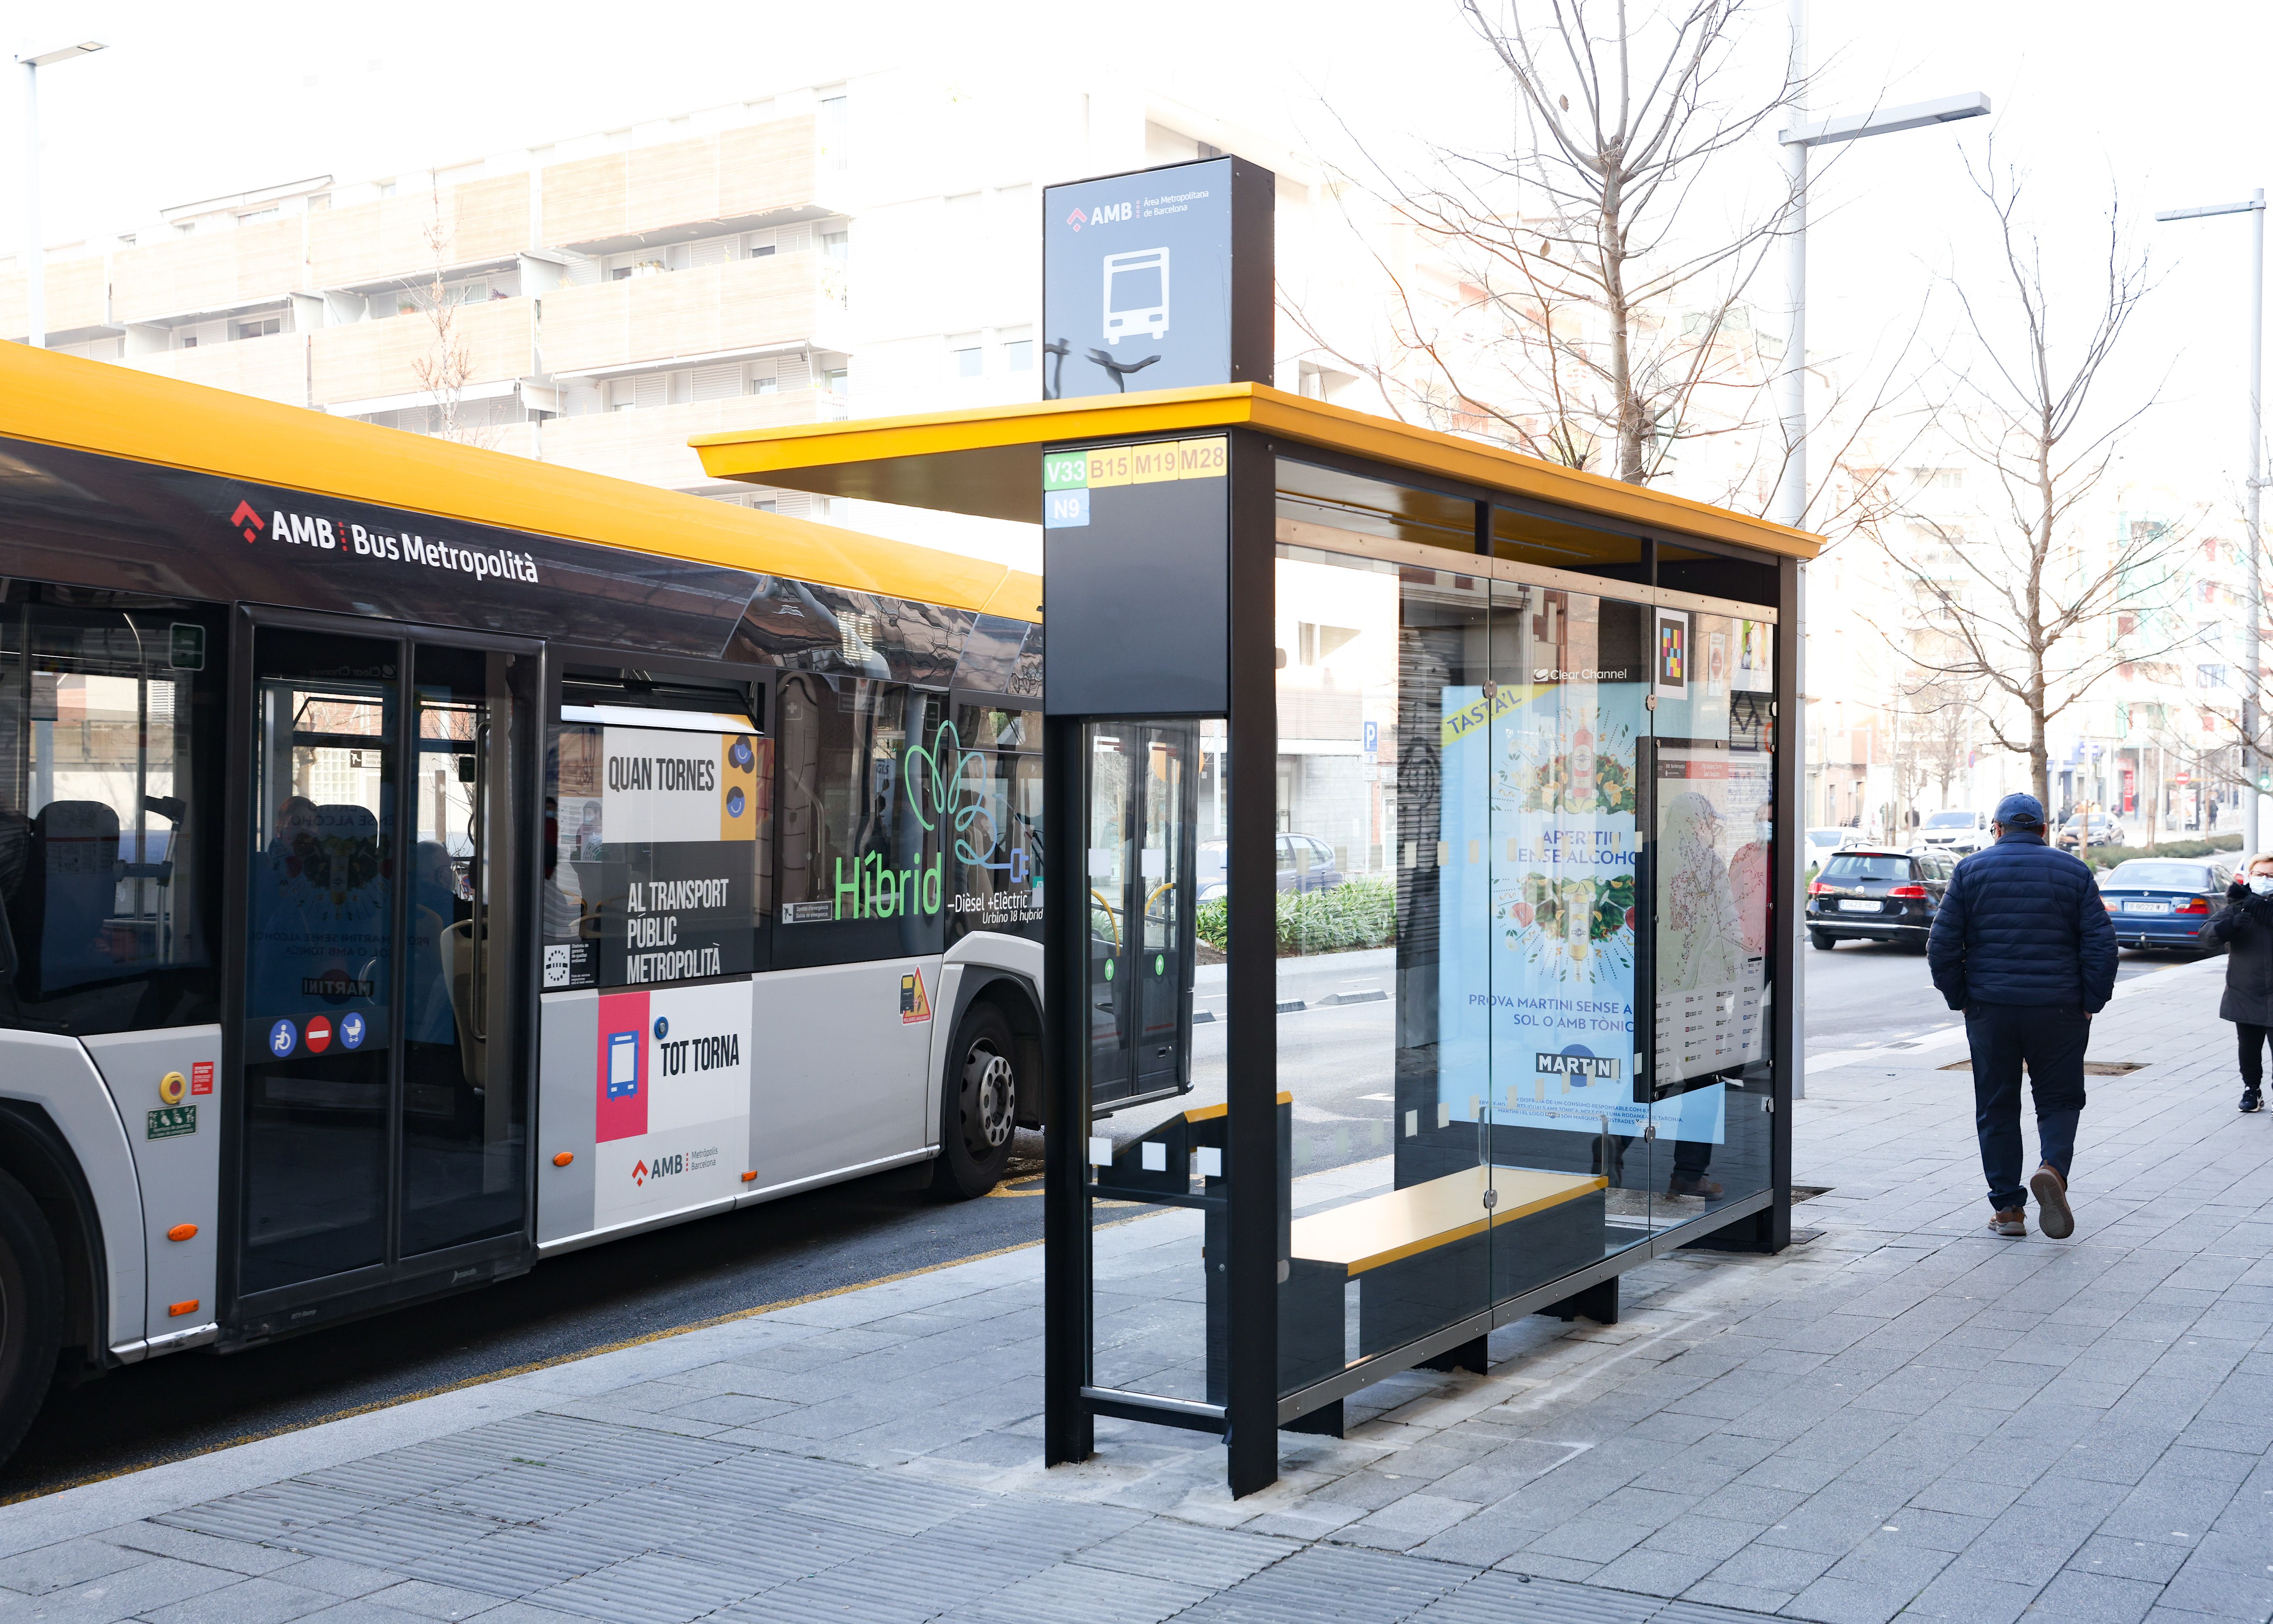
[933,1002,1020,1200]
[0,1170,63,1465]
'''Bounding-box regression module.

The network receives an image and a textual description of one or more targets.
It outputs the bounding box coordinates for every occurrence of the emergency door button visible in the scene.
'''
[166,1223,197,1242]
[158,1071,187,1106]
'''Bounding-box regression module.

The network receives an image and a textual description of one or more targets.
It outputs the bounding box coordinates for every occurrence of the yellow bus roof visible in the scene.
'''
[0,342,1042,622]
[690,382,1822,562]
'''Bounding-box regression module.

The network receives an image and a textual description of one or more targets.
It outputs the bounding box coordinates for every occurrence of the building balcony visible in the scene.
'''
[312,298,536,410]
[540,116,818,249]
[119,330,310,406]
[1,253,117,342]
[112,218,306,326]
[537,388,831,490]
[309,175,532,293]
[540,254,828,377]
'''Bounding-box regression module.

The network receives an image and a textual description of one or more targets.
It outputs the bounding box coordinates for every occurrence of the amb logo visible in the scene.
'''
[630,1153,687,1187]
[1065,201,1133,231]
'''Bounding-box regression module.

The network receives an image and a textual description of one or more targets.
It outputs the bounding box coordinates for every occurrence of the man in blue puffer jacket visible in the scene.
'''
[1927,792,2117,1241]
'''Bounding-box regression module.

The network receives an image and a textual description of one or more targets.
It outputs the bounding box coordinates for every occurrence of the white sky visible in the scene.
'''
[7,0,2265,529]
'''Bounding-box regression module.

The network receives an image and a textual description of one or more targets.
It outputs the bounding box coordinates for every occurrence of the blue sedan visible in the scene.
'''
[2098,858,2234,952]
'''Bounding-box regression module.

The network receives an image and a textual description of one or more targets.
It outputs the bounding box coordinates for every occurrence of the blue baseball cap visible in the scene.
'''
[1993,792,2045,828]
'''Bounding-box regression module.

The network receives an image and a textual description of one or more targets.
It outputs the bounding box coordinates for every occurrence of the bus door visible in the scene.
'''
[232,615,538,1328]
[1081,721,1198,1110]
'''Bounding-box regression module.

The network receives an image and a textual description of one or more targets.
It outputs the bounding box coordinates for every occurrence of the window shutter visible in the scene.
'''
[693,364,742,402]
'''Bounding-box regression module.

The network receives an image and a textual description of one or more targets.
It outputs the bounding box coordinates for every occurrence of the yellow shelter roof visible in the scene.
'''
[0,342,1041,621]
[689,382,1822,562]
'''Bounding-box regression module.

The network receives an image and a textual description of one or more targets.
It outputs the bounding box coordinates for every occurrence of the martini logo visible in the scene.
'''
[230,501,264,544]
[1536,1048,1620,1080]
[301,971,375,1002]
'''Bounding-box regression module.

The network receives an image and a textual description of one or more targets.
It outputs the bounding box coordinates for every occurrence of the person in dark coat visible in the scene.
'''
[1927,791,2118,1240]
[2200,853,2273,1113]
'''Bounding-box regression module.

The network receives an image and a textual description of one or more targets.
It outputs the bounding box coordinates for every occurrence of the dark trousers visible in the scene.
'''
[1965,1001,2088,1212]
[2239,1024,2271,1089]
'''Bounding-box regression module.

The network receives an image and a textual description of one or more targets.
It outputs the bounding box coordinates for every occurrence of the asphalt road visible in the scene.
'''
[3,939,2207,1501]
[1798,935,2187,1053]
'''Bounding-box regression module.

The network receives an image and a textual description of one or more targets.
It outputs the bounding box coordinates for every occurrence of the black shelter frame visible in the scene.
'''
[1041,426,1802,1498]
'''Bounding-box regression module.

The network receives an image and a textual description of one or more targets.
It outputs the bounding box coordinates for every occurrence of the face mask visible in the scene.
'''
[2251,876,2273,897]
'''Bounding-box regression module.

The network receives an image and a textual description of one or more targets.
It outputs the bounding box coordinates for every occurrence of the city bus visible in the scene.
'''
[0,341,1059,1461]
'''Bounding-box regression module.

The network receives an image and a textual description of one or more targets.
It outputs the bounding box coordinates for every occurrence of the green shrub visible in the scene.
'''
[1193,873,1397,956]
[2086,832,2243,871]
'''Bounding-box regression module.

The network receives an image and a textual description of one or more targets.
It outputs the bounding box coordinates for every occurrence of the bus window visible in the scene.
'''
[243,628,398,1291]
[774,676,943,962]
[944,704,1042,941]
[0,590,223,1035]
[403,643,531,1258]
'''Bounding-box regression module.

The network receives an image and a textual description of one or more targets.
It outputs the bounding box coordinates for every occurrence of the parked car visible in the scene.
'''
[1916,809,1992,855]
[1807,848,1954,952]
[1195,833,1345,901]
[2055,812,2129,851]
[2097,857,2233,953]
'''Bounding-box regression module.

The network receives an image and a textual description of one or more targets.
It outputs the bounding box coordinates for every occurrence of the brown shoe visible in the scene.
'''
[1988,1208,2027,1237]
[2029,1165,2074,1239]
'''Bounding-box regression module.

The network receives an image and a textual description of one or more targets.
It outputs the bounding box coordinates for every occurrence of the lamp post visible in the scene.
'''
[2156,191,2265,856]
[16,40,106,350]
[1774,0,1987,1092]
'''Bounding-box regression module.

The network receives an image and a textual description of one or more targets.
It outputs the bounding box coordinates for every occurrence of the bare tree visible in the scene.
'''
[1291,0,1817,491]
[1878,156,2181,811]
[406,186,494,448]
[1895,670,1976,812]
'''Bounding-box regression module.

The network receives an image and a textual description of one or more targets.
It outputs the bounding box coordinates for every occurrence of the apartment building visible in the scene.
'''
[0,74,1376,550]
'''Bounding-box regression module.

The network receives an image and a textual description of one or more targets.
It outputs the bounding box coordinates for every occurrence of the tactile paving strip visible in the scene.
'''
[534,1549,763,1624]
[1169,1543,1474,1624]
[1068,1518,1301,1592]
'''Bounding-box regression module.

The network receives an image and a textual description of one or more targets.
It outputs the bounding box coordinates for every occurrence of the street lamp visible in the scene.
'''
[16,40,106,350]
[1774,0,1987,1097]
[1772,84,1992,529]
[2155,191,2265,855]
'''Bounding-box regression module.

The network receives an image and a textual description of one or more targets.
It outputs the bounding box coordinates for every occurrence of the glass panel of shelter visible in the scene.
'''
[1263,465,1780,1412]
[1075,459,1781,1419]
[1080,720,1212,1406]
[1647,606,1777,1224]
[1274,545,1497,1399]
[1480,578,1661,1270]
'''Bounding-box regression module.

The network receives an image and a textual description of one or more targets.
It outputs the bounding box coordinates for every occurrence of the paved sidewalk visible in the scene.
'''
[1,956,2268,1624]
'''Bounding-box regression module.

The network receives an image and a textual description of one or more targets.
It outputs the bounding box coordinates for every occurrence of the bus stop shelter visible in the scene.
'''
[692,382,1821,1496]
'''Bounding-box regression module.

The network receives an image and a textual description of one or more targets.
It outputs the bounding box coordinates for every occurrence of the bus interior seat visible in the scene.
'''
[443,919,485,1087]
[19,800,124,997]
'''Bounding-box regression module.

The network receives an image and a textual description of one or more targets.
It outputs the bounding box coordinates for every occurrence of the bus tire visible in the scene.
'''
[0,1169,63,1465]
[933,1001,1020,1200]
